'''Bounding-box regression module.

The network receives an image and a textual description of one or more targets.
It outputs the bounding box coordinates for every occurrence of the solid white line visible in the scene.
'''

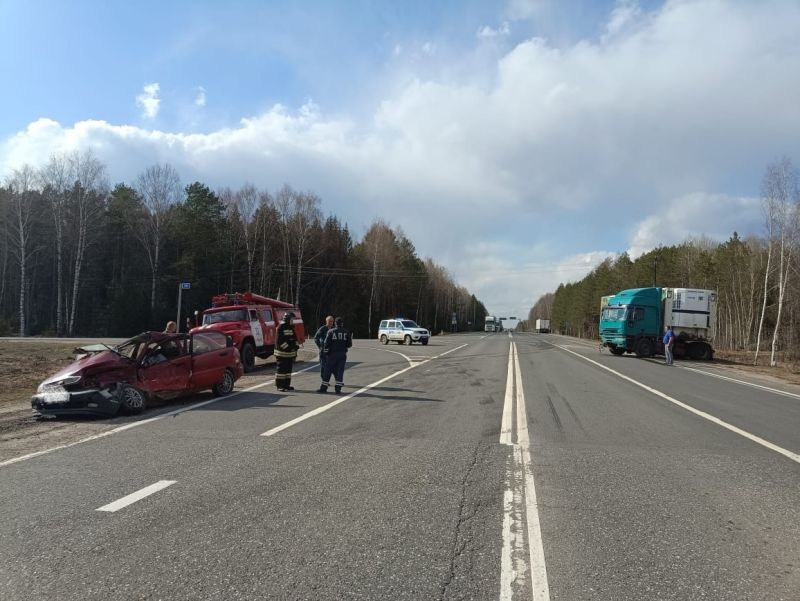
[553,344,800,465]
[499,486,516,601]
[500,342,514,446]
[372,347,415,366]
[514,343,550,601]
[261,364,417,436]
[0,363,320,468]
[261,342,471,437]
[96,480,176,512]
[679,365,800,400]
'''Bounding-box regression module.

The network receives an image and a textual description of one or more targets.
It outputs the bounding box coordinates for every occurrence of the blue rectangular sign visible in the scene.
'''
[180,282,191,290]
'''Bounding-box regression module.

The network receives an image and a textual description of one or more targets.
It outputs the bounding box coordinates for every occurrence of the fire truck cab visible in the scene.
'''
[191,292,305,372]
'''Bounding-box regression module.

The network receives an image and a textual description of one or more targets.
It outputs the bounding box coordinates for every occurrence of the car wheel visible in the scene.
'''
[421,339,428,346]
[241,342,256,372]
[119,385,146,414]
[404,335,412,345]
[380,334,388,345]
[213,369,235,397]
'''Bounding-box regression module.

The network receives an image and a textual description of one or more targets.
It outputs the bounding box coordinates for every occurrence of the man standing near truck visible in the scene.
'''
[275,313,299,391]
[314,315,334,387]
[663,324,675,365]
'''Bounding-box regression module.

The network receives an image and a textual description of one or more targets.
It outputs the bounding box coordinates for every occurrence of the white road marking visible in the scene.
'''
[679,365,800,400]
[0,363,320,468]
[261,342,470,437]
[514,343,550,601]
[373,347,415,366]
[499,342,551,601]
[553,344,800,465]
[500,342,514,446]
[96,480,176,512]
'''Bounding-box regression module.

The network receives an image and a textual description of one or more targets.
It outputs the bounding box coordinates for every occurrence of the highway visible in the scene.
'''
[1,333,798,600]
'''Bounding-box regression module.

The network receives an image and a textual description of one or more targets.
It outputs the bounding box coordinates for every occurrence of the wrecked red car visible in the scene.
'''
[31,331,244,417]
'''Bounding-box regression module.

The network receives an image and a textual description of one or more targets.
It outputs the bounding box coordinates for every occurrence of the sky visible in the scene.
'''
[1,0,799,319]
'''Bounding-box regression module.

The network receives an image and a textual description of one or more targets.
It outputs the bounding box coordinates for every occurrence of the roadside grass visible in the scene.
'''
[0,341,78,409]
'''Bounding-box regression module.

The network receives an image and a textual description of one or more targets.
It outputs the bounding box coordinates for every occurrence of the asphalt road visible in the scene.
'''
[1,333,798,600]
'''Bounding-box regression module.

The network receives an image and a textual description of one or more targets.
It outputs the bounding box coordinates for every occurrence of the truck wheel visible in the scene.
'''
[611,347,625,356]
[212,369,235,397]
[635,338,653,358]
[241,342,256,372]
[119,385,146,415]
[380,335,388,345]
[404,335,412,345]
[693,343,712,361]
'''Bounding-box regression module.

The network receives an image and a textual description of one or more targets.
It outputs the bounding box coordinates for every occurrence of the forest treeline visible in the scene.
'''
[0,152,488,338]
[528,158,800,365]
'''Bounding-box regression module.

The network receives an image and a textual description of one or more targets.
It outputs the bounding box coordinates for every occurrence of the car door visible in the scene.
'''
[137,338,191,394]
[190,331,232,389]
[387,321,398,341]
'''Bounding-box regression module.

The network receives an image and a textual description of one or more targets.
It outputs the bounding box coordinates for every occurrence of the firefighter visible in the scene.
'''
[275,312,299,392]
[318,316,352,394]
[314,315,335,388]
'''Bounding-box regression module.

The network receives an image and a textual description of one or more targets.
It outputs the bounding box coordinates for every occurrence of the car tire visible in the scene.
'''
[380,335,388,345]
[213,369,235,397]
[404,335,412,345]
[119,385,146,415]
[421,339,428,346]
[241,342,256,372]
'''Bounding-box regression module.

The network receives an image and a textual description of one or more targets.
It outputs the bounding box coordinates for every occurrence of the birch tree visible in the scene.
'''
[39,154,71,334]
[6,165,38,336]
[763,158,799,366]
[66,151,107,335]
[134,163,181,311]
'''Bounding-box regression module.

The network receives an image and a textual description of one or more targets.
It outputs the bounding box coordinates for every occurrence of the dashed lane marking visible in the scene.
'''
[96,480,176,513]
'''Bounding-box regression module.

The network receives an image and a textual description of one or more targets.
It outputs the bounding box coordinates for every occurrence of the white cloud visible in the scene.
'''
[2,1,799,315]
[604,0,643,41]
[477,22,511,39]
[627,192,762,258]
[135,83,161,119]
[194,86,206,107]
[505,0,549,21]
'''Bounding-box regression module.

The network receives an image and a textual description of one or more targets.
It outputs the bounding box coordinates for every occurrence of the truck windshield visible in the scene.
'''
[203,309,248,324]
[601,307,628,321]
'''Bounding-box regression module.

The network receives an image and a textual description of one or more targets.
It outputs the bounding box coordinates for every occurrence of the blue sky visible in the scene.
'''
[2,0,799,317]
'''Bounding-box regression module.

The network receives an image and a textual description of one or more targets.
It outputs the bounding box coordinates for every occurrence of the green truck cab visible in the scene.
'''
[599,287,715,360]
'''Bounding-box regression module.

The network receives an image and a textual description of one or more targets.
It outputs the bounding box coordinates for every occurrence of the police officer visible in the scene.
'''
[275,312,299,392]
[314,315,334,388]
[319,317,352,394]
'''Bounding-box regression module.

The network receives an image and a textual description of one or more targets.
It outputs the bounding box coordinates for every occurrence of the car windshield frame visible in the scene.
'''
[601,306,628,322]
[401,320,420,329]
[203,309,248,325]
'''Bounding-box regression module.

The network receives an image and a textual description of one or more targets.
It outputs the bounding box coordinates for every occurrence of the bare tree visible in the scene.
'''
[275,185,322,305]
[238,184,267,291]
[134,163,182,311]
[763,158,799,366]
[66,151,107,335]
[6,165,39,336]
[39,154,71,334]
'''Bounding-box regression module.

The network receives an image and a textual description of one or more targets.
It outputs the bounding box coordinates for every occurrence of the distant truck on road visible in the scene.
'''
[599,287,715,360]
[534,319,550,333]
[485,316,497,332]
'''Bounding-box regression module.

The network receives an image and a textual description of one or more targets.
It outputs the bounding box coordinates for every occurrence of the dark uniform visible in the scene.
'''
[314,322,332,384]
[319,318,352,394]
[275,314,299,391]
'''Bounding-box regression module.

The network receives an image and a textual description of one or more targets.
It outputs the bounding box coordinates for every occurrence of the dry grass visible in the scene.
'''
[0,341,81,407]
[712,348,800,385]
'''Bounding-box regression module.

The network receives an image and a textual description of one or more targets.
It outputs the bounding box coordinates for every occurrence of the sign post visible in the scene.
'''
[177,282,191,333]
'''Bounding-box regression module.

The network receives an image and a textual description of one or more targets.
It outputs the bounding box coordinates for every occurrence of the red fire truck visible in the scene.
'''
[190,292,305,372]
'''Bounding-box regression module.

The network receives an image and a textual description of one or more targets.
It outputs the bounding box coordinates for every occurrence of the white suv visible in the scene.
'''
[378,319,430,345]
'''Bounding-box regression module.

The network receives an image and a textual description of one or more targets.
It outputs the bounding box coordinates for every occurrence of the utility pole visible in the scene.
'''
[177,282,190,333]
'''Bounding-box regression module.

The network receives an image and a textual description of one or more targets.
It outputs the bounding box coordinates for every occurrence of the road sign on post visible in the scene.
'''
[177,282,191,333]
